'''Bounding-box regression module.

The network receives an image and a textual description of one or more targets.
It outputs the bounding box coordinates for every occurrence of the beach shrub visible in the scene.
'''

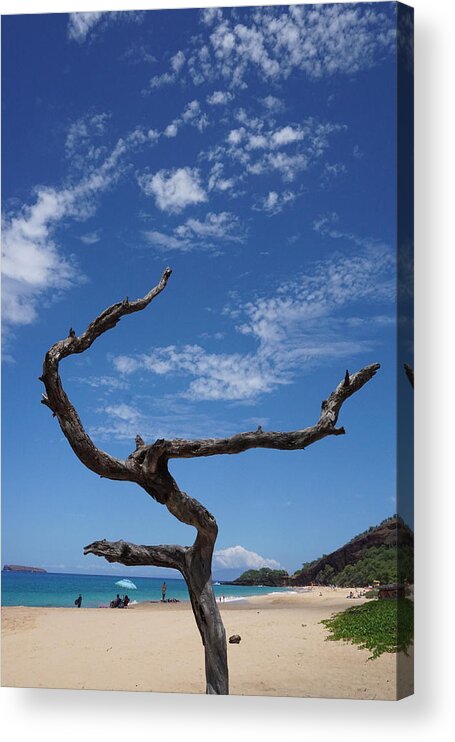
[321,598,414,659]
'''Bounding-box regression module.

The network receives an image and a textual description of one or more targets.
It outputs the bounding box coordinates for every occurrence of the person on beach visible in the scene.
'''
[161,582,167,602]
[123,595,130,608]
[75,594,82,608]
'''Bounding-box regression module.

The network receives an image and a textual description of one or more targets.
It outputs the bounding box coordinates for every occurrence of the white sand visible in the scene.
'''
[1,588,413,699]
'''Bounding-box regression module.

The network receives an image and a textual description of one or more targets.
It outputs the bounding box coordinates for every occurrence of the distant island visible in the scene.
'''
[2,565,47,573]
[229,516,413,588]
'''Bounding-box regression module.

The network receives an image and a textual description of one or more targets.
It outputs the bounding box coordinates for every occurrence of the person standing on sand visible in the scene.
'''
[161,582,167,602]
[75,594,82,608]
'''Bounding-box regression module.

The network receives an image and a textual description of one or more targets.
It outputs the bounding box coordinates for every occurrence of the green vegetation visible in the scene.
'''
[321,598,414,659]
[234,567,289,586]
[309,545,413,587]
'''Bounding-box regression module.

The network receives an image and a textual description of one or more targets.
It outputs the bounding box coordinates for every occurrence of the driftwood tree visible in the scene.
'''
[40,268,380,695]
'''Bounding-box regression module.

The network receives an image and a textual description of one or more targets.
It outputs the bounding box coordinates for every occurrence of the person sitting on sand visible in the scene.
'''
[123,594,130,608]
[74,594,82,608]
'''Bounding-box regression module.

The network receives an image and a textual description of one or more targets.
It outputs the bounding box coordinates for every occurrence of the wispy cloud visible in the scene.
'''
[65,112,110,170]
[67,12,106,42]
[255,190,297,215]
[111,241,395,402]
[104,403,141,422]
[89,396,237,444]
[67,10,144,44]
[177,5,396,89]
[80,230,101,245]
[144,212,245,253]
[148,50,186,89]
[260,95,284,114]
[313,212,385,250]
[212,115,346,183]
[2,127,154,333]
[76,375,128,391]
[163,100,209,139]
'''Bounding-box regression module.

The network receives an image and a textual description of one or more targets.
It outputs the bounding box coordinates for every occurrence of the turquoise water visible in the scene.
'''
[1,571,292,608]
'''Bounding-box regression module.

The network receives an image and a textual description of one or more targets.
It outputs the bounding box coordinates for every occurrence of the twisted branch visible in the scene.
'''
[40,268,172,482]
[84,539,187,571]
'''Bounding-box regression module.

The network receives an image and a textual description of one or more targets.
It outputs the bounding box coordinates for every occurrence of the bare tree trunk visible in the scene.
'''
[42,269,380,695]
[183,538,228,695]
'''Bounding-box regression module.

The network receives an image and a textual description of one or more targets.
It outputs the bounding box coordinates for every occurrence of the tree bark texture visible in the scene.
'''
[41,269,379,695]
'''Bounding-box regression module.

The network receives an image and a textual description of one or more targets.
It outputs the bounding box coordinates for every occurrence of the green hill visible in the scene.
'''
[229,517,413,588]
[233,567,289,586]
[291,516,413,587]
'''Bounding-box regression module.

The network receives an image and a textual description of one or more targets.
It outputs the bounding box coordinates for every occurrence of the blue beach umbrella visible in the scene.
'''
[115,579,137,590]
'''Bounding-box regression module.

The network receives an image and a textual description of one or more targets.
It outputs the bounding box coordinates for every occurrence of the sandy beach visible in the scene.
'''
[1,588,413,699]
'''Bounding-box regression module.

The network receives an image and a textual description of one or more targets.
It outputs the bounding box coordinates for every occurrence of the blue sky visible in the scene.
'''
[2,4,407,579]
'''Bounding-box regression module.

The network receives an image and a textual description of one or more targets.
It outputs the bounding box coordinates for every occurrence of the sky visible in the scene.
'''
[1,3,412,579]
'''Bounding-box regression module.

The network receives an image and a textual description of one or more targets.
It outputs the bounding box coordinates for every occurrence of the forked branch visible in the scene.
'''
[142,364,380,466]
[41,270,380,539]
[42,269,381,697]
[40,268,172,482]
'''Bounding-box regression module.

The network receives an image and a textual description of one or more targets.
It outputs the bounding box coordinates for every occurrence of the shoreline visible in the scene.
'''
[0,586,365,611]
[1,587,413,698]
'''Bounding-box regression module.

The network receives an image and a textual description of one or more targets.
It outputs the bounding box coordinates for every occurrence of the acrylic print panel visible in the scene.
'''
[1,2,414,699]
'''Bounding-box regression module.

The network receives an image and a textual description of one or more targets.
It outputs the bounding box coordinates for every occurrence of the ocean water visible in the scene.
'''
[1,571,292,608]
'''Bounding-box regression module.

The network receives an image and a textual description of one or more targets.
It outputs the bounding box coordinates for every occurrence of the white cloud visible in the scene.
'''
[136,5,395,91]
[2,126,152,333]
[220,117,345,183]
[256,190,297,215]
[104,403,141,422]
[207,163,236,193]
[149,50,185,89]
[164,123,179,138]
[213,545,281,570]
[67,12,106,42]
[113,356,140,375]
[188,5,396,88]
[271,125,304,147]
[144,212,245,253]
[201,7,223,26]
[112,240,395,402]
[260,95,284,113]
[163,100,209,139]
[76,375,128,391]
[138,167,207,213]
[67,10,144,43]
[1,188,76,326]
[207,90,234,105]
[65,112,110,168]
[321,162,347,186]
[227,128,245,146]
[80,230,101,245]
